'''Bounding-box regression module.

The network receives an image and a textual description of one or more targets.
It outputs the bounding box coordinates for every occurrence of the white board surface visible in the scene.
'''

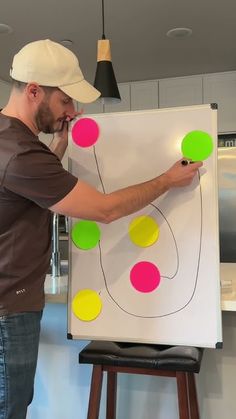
[68,104,222,348]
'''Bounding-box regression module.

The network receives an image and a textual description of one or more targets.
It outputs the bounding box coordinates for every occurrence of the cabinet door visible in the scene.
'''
[131,81,158,110]
[159,76,203,108]
[104,83,130,113]
[203,72,236,133]
[0,80,11,108]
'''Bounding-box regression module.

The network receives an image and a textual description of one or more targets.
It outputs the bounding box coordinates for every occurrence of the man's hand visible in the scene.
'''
[164,159,203,188]
[49,110,83,160]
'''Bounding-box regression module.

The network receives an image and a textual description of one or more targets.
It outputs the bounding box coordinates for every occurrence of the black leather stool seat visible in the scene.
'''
[79,341,204,419]
[79,341,203,373]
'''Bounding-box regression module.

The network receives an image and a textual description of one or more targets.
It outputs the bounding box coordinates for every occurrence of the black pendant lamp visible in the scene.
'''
[94,0,121,103]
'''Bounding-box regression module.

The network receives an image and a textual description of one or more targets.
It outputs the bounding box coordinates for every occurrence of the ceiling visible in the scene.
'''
[1,0,236,86]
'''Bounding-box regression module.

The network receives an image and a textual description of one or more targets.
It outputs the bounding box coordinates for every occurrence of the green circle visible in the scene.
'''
[71,220,101,250]
[181,130,213,161]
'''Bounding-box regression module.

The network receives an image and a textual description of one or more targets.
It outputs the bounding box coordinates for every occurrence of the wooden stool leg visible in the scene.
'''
[106,370,117,419]
[187,373,199,419]
[87,365,103,419]
[176,372,190,419]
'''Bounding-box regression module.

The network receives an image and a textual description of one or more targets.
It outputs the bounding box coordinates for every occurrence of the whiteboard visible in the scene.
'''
[67,104,222,348]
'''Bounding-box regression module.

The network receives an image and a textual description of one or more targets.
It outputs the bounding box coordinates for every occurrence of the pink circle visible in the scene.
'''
[71,118,99,148]
[130,261,161,293]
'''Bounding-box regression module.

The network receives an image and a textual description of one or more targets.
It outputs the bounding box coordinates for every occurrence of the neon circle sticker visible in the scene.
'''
[72,289,102,321]
[71,117,100,148]
[181,130,213,161]
[128,215,160,247]
[71,220,101,250]
[130,261,161,293]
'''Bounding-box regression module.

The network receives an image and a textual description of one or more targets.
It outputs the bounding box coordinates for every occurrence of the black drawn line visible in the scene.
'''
[150,203,179,280]
[93,142,202,318]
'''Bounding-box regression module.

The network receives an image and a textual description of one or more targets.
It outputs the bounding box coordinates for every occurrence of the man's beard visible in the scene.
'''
[35,101,64,134]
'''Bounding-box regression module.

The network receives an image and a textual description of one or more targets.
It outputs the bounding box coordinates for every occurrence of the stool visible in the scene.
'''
[79,341,203,419]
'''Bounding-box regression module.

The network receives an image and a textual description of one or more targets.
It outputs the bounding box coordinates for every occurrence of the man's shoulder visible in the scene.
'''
[0,114,55,178]
[0,113,48,153]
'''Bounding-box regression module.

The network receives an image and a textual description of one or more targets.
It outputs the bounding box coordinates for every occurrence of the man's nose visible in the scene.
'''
[66,103,77,121]
[70,101,76,114]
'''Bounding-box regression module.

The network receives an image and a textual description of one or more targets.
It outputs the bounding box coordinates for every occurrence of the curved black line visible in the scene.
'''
[98,171,202,318]
[93,141,202,318]
[93,145,180,279]
[93,146,106,193]
[150,203,179,279]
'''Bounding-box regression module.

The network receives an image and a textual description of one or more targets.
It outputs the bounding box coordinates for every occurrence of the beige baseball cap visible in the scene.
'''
[10,39,101,104]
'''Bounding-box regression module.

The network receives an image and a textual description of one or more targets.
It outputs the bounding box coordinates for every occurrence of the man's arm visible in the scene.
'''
[49,160,203,223]
[50,112,82,160]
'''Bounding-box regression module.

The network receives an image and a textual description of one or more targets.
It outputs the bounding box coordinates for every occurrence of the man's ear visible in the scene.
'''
[26,83,41,101]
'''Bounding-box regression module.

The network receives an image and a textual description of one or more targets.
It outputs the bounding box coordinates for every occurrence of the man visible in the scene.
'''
[0,39,202,419]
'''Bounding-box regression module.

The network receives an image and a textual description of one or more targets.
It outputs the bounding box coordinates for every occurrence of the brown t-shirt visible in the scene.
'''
[0,113,77,314]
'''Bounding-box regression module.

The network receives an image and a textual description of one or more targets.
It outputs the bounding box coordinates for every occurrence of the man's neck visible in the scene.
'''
[1,105,39,136]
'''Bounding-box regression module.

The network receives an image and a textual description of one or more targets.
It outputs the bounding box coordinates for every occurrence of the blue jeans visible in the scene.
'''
[0,311,42,419]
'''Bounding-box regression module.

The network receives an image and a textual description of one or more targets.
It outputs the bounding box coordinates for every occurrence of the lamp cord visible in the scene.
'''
[102,0,106,39]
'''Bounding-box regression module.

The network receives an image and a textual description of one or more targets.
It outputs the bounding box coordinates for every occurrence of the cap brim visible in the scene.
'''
[60,79,101,104]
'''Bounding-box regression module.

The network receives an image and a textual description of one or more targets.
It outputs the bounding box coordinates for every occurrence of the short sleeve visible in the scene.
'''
[3,147,78,208]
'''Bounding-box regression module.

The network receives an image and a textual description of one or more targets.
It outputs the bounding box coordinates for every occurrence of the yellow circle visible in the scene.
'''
[72,289,102,321]
[129,215,160,247]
